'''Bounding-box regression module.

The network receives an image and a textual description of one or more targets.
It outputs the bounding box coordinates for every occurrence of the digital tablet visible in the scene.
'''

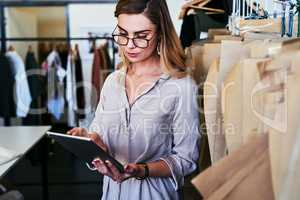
[47,131,124,173]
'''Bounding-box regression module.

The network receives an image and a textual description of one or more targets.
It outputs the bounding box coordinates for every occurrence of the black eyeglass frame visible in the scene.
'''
[111,26,156,49]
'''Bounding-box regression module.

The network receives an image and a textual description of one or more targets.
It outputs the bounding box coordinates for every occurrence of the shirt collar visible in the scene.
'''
[159,73,171,80]
[120,68,171,81]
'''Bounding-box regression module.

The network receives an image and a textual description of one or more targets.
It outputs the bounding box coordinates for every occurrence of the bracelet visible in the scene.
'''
[136,163,149,180]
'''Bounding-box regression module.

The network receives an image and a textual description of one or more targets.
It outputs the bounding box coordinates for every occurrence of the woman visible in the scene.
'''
[68,0,200,199]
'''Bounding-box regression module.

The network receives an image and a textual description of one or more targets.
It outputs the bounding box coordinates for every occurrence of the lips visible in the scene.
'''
[126,52,139,58]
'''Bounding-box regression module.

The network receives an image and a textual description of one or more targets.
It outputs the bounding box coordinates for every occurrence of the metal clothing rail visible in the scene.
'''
[4,36,117,67]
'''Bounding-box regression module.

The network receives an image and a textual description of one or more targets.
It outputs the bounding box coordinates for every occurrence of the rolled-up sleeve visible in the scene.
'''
[160,78,201,190]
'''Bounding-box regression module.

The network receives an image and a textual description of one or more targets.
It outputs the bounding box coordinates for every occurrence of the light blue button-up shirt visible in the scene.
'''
[89,69,200,200]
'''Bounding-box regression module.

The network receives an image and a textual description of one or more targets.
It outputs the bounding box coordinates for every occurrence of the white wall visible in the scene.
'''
[166,0,185,35]
[6,8,38,59]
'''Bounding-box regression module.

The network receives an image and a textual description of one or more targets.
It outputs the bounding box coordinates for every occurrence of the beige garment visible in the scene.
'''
[202,43,222,72]
[239,18,282,34]
[243,32,283,42]
[204,40,251,163]
[220,39,297,153]
[203,59,226,163]
[207,28,230,39]
[192,133,274,200]
[185,42,221,86]
[186,44,205,85]
[222,58,270,153]
[213,35,243,43]
[258,51,300,200]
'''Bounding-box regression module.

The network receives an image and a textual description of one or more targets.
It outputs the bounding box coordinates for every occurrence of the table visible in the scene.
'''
[0,126,50,200]
[0,126,50,178]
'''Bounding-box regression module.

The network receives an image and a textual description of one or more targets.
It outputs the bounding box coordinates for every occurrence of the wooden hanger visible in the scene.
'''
[179,0,225,19]
[179,0,206,19]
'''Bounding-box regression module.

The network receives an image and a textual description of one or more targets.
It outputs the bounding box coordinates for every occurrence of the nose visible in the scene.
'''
[127,38,136,49]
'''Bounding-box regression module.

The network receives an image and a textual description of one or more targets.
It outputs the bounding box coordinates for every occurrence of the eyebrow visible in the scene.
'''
[117,25,151,34]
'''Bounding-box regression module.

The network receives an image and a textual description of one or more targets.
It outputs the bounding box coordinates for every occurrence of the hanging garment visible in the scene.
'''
[66,51,77,127]
[180,14,197,49]
[46,50,66,120]
[91,48,102,108]
[23,50,46,125]
[99,43,111,80]
[25,51,45,100]
[204,41,251,163]
[222,58,268,153]
[259,51,300,200]
[38,43,51,65]
[102,42,113,71]
[74,46,85,119]
[0,53,16,118]
[194,10,227,39]
[204,59,227,163]
[185,42,224,171]
[6,51,32,117]
[58,44,69,70]
[192,133,274,200]
[91,45,110,110]
[221,39,296,153]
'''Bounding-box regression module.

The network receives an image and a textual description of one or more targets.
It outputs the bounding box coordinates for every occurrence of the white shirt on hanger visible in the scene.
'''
[6,51,32,117]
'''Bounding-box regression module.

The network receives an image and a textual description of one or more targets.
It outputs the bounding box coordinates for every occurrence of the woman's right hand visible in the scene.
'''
[67,127,88,138]
[67,127,108,152]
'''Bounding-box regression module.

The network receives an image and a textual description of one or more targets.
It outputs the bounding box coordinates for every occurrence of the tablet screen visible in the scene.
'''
[47,131,124,173]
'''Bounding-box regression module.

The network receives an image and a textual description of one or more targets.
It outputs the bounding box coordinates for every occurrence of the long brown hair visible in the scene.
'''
[115,0,188,78]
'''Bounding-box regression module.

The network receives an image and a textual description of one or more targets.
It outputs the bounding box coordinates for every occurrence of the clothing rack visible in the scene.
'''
[0,36,116,127]
[0,1,118,127]
[3,36,116,65]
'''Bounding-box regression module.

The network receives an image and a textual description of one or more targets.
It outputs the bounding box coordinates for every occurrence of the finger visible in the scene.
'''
[89,135,108,152]
[67,128,77,135]
[92,157,101,163]
[97,160,110,175]
[69,128,81,136]
[92,159,106,173]
[105,160,121,180]
[124,164,137,175]
[99,160,118,180]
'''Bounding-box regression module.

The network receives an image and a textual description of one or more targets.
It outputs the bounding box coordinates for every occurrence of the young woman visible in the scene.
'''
[68,0,200,199]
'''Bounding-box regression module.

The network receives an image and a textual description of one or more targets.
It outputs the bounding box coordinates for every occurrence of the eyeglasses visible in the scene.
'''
[112,26,155,49]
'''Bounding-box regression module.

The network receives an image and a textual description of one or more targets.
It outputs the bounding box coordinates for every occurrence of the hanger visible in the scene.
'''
[179,0,206,19]
[8,45,15,52]
[179,0,225,19]
[27,45,33,53]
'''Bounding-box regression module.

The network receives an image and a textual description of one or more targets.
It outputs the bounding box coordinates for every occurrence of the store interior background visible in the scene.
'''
[1,1,203,200]
[1,0,186,126]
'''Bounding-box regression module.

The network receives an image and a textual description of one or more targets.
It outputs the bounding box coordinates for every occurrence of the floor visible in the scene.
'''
[2,137,202,200]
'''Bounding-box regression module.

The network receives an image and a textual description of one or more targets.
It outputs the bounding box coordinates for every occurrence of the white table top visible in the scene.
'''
[0,126,50,178]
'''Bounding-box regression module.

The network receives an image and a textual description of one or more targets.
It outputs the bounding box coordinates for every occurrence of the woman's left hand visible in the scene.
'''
[92,159,144,183]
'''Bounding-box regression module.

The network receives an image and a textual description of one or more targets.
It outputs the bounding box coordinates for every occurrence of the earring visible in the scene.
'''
[157,43,161,56]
